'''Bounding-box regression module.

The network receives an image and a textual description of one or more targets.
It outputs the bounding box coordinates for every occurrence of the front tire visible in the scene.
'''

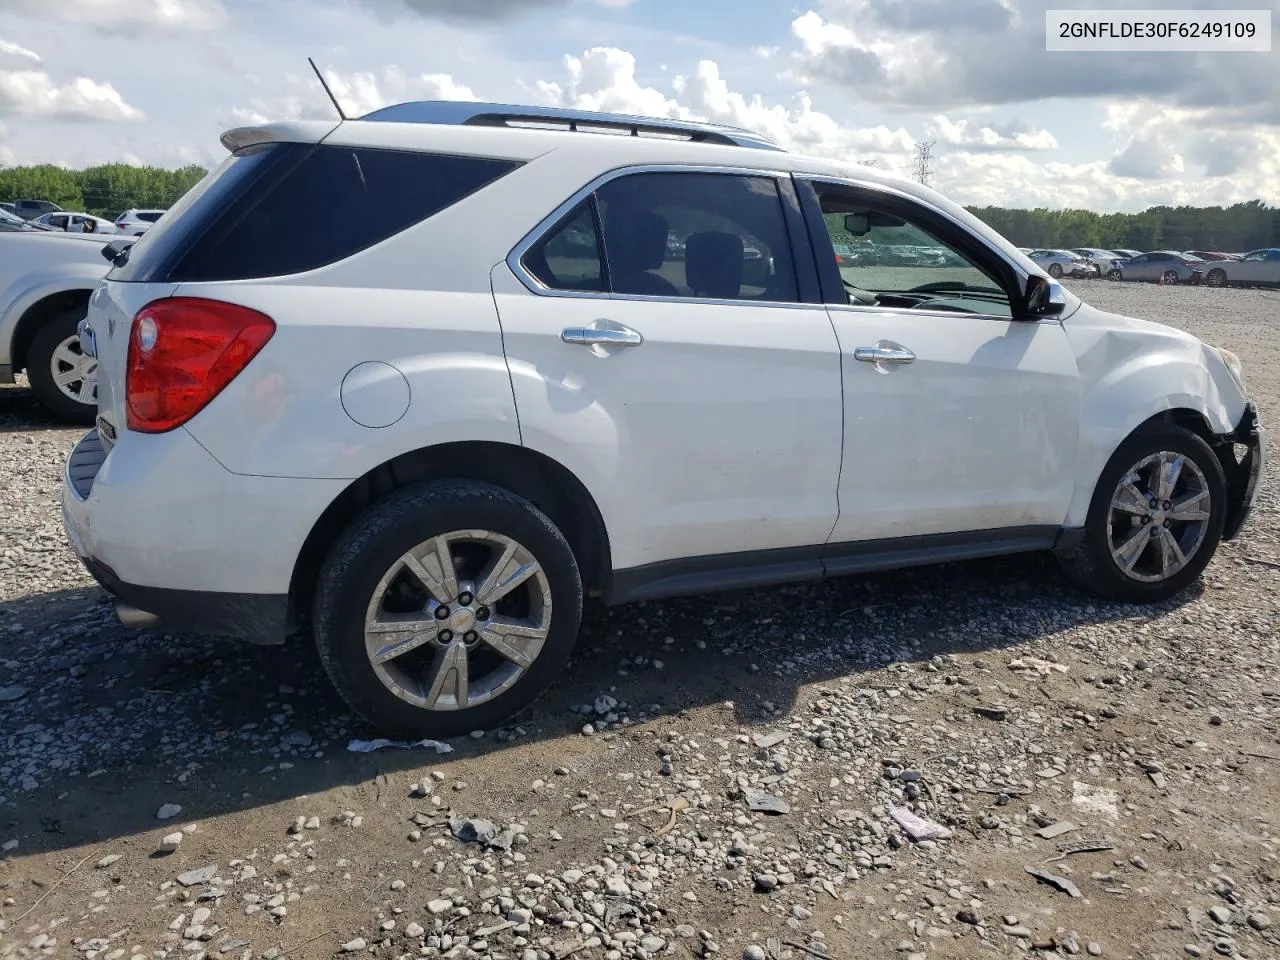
[1057,425,1226,603]
[313,480,583,739]
[1206,268,1227,288]
[1048,263,1063,279]
[26,307,97,424]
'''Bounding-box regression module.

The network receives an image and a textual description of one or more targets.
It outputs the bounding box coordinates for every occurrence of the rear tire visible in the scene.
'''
[1048,263,1063,279]
[1206,268,1227,288]
[313,480,583,739]
[1057,425,1226,604]
[26,307,97,425]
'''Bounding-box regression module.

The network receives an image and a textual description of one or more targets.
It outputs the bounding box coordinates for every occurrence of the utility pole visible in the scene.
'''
[912,139,936,187]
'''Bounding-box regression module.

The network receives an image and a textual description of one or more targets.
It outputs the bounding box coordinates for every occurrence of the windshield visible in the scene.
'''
[0,209,48,231]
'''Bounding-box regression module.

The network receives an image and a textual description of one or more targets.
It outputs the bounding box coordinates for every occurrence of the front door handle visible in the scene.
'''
[854,344,915,364]
[561,324,643,347]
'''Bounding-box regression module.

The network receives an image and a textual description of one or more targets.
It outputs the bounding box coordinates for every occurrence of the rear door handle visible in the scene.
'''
[561,324,643,347]
[854,344,915,364]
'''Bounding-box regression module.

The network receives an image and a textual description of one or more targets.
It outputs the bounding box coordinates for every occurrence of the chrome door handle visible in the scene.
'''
[854,345,915,364]
[561,324,643,347]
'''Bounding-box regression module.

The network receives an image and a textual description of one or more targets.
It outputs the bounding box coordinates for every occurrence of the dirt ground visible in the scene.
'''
[1,279,1278,960]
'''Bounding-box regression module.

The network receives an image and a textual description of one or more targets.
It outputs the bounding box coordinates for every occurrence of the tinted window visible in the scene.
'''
[139,212,163,222]
[114,144,521,283]
[594,172,799,303]
[524,202,605,292]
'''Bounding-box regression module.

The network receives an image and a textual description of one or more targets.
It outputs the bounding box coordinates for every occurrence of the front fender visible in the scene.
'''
[1063,338,1242,528]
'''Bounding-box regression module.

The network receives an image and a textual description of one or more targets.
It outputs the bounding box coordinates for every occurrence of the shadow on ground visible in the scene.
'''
[0,550,1197,860]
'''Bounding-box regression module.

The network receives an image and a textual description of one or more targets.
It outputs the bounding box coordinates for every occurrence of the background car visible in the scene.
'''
[0,209,53,232]
[1026,248,1093,278]
[1114,251,1204,284]
[113,208,167,235]
[1112,248,1144,260]
[1185,251,1240,262]
[11,199,63,220]
[32,211,118,234]
[1070,247,1124,276]
[1202,248,1280,288]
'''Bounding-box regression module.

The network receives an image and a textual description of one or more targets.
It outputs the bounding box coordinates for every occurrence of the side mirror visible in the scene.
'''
[101,238,135,267]
[1024,275,1065,317]
[843,213,869,237]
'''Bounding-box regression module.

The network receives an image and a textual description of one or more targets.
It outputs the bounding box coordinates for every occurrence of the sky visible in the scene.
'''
[0,0,1276,212]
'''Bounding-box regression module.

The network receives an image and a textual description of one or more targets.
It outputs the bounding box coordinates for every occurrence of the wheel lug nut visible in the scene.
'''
[1164,520,1171,528]
[1162,501,1171,510]
[464,630,478,643]
[434,606,449,620]
[439,629,453,642]
[458,592,473,606]
[476,607,490,621]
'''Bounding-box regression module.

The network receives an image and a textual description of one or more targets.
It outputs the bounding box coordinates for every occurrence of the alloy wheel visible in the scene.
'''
[362,530,552,711]
[1107,451,1212,584]
[49,334,98,406]
[1162,269,1179,284]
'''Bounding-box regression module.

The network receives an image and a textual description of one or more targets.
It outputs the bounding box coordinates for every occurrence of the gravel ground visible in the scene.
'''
[1,280,1277,960]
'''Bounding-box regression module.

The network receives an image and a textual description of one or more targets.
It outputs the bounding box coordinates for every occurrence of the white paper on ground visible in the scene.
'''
[347,738,454,754]
[889,805,954,841]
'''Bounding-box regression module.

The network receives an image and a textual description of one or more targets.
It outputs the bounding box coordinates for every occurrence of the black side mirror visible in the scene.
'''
[101,238,135,267]
[1024,275,1065,317]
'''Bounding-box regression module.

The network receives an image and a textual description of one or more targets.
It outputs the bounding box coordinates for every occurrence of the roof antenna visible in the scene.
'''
[308,56,347,121]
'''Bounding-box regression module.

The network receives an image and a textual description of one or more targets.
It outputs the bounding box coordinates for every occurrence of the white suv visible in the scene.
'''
[112,208,167,236]
[62,101,1266,737]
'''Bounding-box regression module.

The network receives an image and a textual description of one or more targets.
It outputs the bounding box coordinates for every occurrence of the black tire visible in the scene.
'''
[1107,268,1123,281]
[25,307,97,425]
[313,480,583,739]
[1162,269,1179,285]
[1057,425,1226,603]
[1206,269,1227,288]
[1048,263,1063,279]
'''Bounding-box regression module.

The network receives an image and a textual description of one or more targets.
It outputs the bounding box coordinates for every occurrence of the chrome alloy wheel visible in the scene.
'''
[50,334,98,406]
[362,530,552,711]
[1108,451,1212,583]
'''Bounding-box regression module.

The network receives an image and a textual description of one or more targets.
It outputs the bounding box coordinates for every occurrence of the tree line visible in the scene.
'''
[0,163,209,220]
[965,200,1280,253]
[2,161,1277,253]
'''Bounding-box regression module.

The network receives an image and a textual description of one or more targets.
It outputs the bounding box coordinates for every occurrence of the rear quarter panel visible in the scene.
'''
[0,233,112,366]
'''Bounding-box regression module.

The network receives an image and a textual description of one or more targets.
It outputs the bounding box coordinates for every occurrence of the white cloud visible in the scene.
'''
[227,64,478,127]
[4,0,226,33]
[0,39,41,64]
[0,68,143,122]
[533,47,912,163]
[925,115,1058,152]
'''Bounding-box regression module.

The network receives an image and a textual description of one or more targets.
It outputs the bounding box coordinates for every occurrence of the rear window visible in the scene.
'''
[111,143,521,283]
[139,211,164,222]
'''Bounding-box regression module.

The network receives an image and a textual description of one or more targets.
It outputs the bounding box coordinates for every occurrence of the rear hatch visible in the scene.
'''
[88,121,339,445]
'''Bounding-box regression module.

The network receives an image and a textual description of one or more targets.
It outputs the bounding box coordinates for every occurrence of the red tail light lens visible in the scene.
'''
[126,297,275,433]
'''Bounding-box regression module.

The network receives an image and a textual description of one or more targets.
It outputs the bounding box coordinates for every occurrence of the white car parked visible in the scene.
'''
[32,211,118,235]
[112,208,167,236]
[0,230,113,421]
[63,101,1266,737]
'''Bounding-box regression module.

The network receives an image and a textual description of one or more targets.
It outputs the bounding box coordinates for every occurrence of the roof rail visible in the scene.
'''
[358,100,784,152]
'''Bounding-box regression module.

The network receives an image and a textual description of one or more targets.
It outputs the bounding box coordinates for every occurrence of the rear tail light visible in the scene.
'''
[126,297,275,433]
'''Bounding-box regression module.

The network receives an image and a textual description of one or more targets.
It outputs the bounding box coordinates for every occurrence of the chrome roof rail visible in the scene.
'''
[358,100,784,152]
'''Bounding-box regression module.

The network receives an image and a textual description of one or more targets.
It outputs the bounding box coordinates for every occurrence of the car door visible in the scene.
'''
[1125,254,1154,281]
[1232,250,1270,284]
[793,176,1080,553]
[491,168,845,584]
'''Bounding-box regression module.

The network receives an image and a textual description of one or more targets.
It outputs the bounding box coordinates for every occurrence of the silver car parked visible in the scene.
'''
[1202,248,1280,288]
[1026,249,1093,279]
[1115,251,1205,285]
[1071,248,1124,277]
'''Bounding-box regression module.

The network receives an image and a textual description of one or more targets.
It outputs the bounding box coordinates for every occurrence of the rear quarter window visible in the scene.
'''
[111,143,522,283]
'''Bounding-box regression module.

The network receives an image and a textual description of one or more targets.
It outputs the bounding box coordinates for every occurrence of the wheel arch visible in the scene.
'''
[286,440,612,634]
[1064,404,1234,531]
[9,287,93,373]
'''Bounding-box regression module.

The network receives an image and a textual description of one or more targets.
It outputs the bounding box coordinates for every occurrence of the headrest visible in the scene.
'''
[685,231,745,299]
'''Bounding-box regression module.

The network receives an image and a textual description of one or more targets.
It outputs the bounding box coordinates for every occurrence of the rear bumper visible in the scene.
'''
[60,426,345,643]
[1219,401,1266,542]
